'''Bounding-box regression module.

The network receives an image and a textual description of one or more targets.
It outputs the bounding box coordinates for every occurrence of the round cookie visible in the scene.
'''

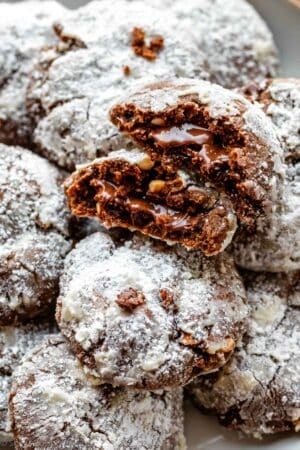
[66,78,283,256]
[56,231,248,389]
[0,1,65,148]
[9,336,186,450]
[0,144,71,325]
[27,0,210,171]
[148,0,279,88]
[0,318,57,444]
[189,271,300,438]
[234,79,300,271]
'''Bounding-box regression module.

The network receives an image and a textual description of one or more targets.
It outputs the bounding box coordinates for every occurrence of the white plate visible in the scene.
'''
[2,0,300,449]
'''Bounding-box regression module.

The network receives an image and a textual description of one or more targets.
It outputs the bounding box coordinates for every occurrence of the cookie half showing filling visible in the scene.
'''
[110,79,283,226]
[56,231,247,389]
[9,336,186,450]
[65,149,237,255]
[188,270,300,439]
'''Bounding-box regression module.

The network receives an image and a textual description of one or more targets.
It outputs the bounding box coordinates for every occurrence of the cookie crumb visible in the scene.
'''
[131,27,164,61]
[123,65,131,76]
[116,288,145,311]
[159,288,177,312]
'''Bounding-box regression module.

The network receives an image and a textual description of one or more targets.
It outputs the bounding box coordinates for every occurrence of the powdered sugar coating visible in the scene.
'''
[57,231,247,389]
[0,144,71,324]
[9,336,186,450]
[0,318,57,444]
[260,78,300,161]
[148,0,279,88]
[0,1,65,148]
[234,79,300,271]
[27,0,209,170]
[189,271,300,438]
[0,376,12,445]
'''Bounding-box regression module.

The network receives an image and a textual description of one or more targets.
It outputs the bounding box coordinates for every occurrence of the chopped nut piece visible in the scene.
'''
[137,155,154,170]
[116,287,145,312]
[123,65,131,76]
[131,27,164,61]
[151,117,167,126]
[149,180,165,193]
[159,288,177,311]
[206,337,235,355]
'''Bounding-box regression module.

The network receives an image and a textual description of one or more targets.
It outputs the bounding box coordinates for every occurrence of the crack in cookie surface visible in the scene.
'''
[189,270,300,438]
[56,231,248,389]
[9,336,185,450]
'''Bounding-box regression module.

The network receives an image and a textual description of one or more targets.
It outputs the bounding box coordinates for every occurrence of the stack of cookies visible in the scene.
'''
[0,0,299,448]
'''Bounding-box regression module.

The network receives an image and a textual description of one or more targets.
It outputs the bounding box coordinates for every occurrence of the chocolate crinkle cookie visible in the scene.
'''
[26,0,209,171]
[0,317,57,445]
[66,78,283,256]
[9,336,186,450]
[56,231,248,389]
[0,1,65,148]
[0,144,71,325]
[148,0,279,88]
[189,270,300,439]
[234,78,300,272]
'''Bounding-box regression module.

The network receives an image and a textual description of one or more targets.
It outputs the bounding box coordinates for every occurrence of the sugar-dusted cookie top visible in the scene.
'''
[9,336,186,450]
[26,0,210,170]
[56,231,247,389]
[0,1,65,148]
[0,144,71,324]
[189,270,300,438]
[234,78,300,272]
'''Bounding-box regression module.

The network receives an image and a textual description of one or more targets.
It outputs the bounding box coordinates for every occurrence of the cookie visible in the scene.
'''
[66,78,283,256]
[0,144,71,325]
[234,79,300,271]
[9,336,186,450]
[149,0,279,88]
[56,231,247,389]
[0,1,65,148]
[26,0,210,171]
[0,318,57,444]
[189,270,300,438]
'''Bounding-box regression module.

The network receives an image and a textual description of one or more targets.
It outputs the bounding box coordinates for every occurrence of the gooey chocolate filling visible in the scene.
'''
[66,156,237,255]
[110,102,267,226]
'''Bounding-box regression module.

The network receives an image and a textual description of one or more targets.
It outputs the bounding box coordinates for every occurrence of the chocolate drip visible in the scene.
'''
[151,123,214,148]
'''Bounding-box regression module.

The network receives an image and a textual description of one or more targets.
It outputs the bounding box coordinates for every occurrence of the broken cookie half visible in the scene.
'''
[65,79,283,255]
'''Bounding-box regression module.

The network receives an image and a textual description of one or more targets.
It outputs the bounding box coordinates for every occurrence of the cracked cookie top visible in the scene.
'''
[26,0,209,171]
[0,144,71,324]
[0,1,65,148]
[189,270,300,438]
[56,231,247,389]
[234,78,300,272]
[148,0,279,88]
[9,336,186,450]
[0,317,57,444]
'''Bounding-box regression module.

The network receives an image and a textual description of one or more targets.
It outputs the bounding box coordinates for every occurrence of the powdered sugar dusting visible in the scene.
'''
[148,0,279,88]
[0,144,71,323]
[0,1,65,147]
[57,231,247,388]
[28,0,209,170]
[0,318,57,443]
[234,79,300,271]
[189,271,300,438]
[9,336,186,449]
